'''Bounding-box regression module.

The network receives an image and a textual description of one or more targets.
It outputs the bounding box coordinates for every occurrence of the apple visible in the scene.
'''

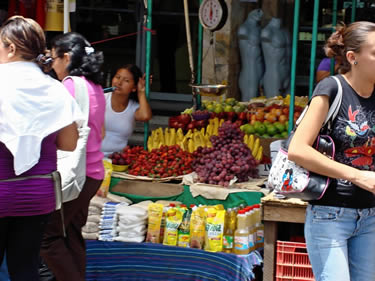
[177,114,191,125]
[225,111,236,121]
[238,112,247,120]
[196,119,207,128]
[186,122,195,130]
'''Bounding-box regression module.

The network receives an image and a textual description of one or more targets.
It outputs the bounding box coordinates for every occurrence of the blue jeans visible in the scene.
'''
[305,205,375,281]
[0,257,9,281]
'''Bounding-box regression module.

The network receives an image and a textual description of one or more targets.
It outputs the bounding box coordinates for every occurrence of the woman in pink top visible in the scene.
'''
[40,32,106,281]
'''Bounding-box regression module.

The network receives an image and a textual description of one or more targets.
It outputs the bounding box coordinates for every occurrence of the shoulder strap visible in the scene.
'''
[295,76,342,129]
[63,76,90,126]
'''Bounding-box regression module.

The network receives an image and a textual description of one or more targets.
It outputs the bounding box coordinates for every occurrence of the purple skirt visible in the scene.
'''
[0,133,57,217]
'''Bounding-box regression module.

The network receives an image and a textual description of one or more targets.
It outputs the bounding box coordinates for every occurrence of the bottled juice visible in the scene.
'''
[234,210,250,255]
[222,208,236,253]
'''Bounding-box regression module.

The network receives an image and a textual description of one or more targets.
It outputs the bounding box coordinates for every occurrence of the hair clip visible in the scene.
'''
[36,54,44,62]
[85,46,95,55]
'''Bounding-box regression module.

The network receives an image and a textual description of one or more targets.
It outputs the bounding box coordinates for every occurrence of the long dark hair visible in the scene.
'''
[116,64,143,102]
[51,32,104,84]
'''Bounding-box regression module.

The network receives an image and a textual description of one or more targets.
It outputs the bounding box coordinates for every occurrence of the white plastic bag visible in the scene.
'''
[58,76,90,203]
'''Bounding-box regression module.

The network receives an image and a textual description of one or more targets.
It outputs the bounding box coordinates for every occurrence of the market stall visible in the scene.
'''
[82,174,267,281]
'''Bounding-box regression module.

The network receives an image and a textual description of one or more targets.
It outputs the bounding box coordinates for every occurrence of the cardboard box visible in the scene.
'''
[259,137,285,158]
[111,179,184,198]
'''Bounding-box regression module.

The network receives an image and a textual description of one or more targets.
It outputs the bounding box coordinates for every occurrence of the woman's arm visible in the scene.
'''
[101,124,106,140]
[56,122,79,151]
[288,95,375,193]
[134,74,152,121]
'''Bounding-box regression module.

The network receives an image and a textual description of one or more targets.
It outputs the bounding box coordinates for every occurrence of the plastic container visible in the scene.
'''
[276,240,315,281]
[112,164,128,172]
[233,210,250,255]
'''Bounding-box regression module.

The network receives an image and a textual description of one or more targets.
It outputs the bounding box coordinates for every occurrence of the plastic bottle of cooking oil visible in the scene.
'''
[222,208,236,253]
[234,210,250,255]
[253,204,264,249]
[247,206,256,252]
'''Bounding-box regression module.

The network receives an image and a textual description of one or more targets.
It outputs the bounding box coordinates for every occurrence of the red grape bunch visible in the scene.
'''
[192,121,258,187]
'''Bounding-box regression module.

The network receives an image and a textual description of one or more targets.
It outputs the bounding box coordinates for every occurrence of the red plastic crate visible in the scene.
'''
[275,240,315,281]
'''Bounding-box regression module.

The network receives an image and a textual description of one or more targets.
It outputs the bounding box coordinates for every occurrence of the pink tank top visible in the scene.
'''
[63,77,105,180]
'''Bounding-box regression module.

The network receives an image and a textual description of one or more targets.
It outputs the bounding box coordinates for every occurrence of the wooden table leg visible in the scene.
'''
[263,221,277,281]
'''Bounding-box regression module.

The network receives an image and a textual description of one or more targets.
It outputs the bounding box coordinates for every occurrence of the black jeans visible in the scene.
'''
[0,214,50,281]
[40,177,102,281]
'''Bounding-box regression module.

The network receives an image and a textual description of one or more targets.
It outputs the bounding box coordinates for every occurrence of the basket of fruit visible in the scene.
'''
[191,110,210,121]
[190,84,228,97]
[112,164,128,172]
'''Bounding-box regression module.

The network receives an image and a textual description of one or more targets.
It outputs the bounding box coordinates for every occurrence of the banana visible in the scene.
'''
[243,134,248,144]
[213,118,219,136]
[206,124,213,136]
[185,129,193,139]
[147,135,153,151]
[219,118,225,127]
[177,128,184,142]
[252,138,260,158]
[169,128,176,145]
[200,127,205,136]
[188,139,195,153]
[248,134,255,150]
[164,128,170,146]
[256,146,263,162]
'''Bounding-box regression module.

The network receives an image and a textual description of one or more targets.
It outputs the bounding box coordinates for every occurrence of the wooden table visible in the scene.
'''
[261,192,308,281]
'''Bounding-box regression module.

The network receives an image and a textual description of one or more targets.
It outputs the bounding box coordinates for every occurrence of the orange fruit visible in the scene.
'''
[266,113,277,123]
[279,114,288,123]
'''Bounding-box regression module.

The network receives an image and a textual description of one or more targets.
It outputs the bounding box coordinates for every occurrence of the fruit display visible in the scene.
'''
[192,121,259,187]
[126,145,193,178]
[243,134,263,162]
[108,146,144,165]
[148,118,225,153]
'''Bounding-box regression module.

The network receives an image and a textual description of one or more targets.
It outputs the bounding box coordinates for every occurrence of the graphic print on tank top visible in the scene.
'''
[333,104,375,170]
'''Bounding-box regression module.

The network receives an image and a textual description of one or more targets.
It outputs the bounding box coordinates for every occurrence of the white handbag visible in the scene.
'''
[57,76,91,203]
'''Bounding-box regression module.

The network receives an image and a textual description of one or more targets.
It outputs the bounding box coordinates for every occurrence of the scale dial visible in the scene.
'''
[199,0,228,31]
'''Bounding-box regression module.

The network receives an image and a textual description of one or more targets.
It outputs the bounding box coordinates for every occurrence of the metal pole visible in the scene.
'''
[288,0,300,134]
[196,0,203,108]
[63,0,69,33]
[144,0,152,150]
[351,0,356,22]
[330,0,337,75]
[308,0,320,99]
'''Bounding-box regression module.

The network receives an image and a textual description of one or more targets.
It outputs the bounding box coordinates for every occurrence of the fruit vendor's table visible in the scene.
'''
[261,192,307,281]
[109,177,265,208]
[85,240,262,281]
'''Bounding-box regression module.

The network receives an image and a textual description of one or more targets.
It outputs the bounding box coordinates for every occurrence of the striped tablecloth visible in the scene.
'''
[86,240,262,281]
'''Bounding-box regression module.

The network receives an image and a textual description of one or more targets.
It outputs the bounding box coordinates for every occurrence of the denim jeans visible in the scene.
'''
[305,205,375,281]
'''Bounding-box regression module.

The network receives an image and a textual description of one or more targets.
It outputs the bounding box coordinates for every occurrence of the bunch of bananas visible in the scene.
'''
[243,134,263,162]
[147,118,225,153]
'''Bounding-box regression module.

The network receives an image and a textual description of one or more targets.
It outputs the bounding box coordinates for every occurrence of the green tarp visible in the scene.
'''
[109,177,263,208]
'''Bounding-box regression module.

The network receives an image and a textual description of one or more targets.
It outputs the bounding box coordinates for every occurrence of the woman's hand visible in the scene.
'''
[352,170,375,193]
[137,74,153,96]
